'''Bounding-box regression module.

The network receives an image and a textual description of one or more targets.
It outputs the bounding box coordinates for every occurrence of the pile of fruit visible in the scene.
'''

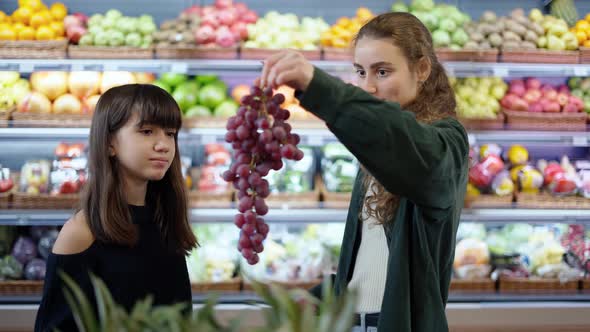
[570,14,590,48]
[452,77,507,119]
[320,8,374,49]
[392,0,471,49]
[463,9,544,50]
[500,78,584,113]
[0,72,30,111]
[221,86,305,265]
[68,9,157,48]
[567,77,590,113]
[0,0,67,41]
[17,71,151,115]
[534,10,579,51]
[244,11,329,50]
[152,73,237,118]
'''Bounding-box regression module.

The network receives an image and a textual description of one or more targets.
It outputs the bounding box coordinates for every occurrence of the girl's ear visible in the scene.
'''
[416,56,431,83]
[109,146,116,156]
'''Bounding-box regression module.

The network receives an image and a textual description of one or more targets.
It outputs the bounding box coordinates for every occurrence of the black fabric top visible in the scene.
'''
[34,205,192,332]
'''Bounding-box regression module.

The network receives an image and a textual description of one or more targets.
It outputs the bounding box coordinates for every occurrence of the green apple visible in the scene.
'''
[185,105,211,117]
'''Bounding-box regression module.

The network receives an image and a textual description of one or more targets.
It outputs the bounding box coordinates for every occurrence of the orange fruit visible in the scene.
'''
[0,26,16,40]
[320,31,333,46]
[35,25,54,40]
[356,7,373,22]
[49,21,64,36]
[18,26,35,40]
[336,17,351,28]
[576,30,587,44]
[19,0,43,12]
[11,6,33,25]
[332,37,349,48]
[12,22,26,34]
[49,2,67,21]
[576,20,590,31]
[29,12,49,29]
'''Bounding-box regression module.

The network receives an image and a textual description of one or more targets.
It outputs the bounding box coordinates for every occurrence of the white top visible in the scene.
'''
[347,180,390,313]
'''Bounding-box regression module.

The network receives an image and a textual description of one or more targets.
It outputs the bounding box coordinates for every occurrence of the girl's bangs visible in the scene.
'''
[133,85,182,130]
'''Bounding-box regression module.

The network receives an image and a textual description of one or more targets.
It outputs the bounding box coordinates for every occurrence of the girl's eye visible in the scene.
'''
[140,129,153,135]
[356,69,366,77]
[167,131,177,137]
[377,69,389,77]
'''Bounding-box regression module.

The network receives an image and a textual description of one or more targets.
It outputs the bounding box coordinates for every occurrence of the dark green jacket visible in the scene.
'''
[299,68,469,332]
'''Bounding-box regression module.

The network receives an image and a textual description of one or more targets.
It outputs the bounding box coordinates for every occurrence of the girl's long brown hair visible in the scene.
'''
[354,12,456,224]
[81,84,197,255]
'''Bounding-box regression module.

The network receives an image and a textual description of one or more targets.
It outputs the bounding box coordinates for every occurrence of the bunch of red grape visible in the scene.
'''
[222,86,304,265]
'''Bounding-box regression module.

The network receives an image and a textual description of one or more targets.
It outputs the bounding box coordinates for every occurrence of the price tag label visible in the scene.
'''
[467,133,476,145]
[574,67,588,77]
[170,63,188,74]
[19,63,34,72]
[493,67,508,77]
[573,135,588,146]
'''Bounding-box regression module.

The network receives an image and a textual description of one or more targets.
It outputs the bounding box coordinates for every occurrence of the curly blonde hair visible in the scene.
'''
[355,12,456,224]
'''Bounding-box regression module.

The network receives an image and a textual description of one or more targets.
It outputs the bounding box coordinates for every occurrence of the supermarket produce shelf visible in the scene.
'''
[3,208,590,226]
[1,59,590,77]
[3,127,590,147]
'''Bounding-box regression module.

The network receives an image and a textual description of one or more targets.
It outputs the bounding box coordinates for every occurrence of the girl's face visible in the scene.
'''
[110,112,177,183]
[353,37,424,107]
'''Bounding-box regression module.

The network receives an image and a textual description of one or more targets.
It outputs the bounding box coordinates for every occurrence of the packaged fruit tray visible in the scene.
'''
[498,277,580,294]
[0,40,68,59]
[449,279,497,293]
[436,48,499,63]
[516,192,590,209]
[322,47,353,61]
[188,190,233,209]
[240,46,321,61]
[11,112,92,128]
[318,177,351,209]
[464,193,514,209]
[265,179,321,209]
[500,49,579,64]
[579,47,590,64]
[503,109,587,131]
[0,280,44,296]
[191,277,242,293]
[458,113,505,131]
[68,45,154,59]
[242,279,322,291]
[12,192,80,210]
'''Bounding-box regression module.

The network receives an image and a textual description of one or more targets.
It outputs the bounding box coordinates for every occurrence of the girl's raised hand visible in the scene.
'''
[257,50,315,92]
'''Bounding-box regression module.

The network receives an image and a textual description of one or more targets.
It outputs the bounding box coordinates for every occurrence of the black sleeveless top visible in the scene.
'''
[34,205,192,332]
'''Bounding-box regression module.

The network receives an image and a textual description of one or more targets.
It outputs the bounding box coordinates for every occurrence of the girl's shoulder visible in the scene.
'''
[52,210,95,256]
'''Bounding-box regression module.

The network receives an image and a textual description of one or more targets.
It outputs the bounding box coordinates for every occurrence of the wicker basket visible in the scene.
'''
[579,47,590,64]
[582,279,590,293]
[499,277,580,294]
[11,112,92,128]
[188,190,233,208]
[266,179,321,209]
[0,188,12,209]
[318,178,351,209]
[322,47,353,61]
[464,193,514,209]
[458,113,505,131]
[182,116,228,129]
[191,278,242,293]
[500,49,579,64]
[243,279,322,291]
[0,280,44,295]
[0,40,67,59]
[450,279,497,293]
[68,45,154,59]
[0,107,14,128]
[12,192,79,209]
[436,48,499,62]
[516,192,590,209]
[503,109,587,131]
[240,47,321,60]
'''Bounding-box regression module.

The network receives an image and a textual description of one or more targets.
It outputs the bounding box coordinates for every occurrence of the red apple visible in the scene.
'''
[557,84,570,95]
[63,15,82,30]
[216,26,236,48]
[544,101,561,112]
[513,97,529,111]
[563,102,579,113]
[215,0,233,9]
[469,165,494,188]
[72,12,88,25]
[528,102,543,112]
[218,10,236,26]
[66,25,87,44]
[557,92,569,106]
[550,173,578,194]
[230,21,248,41]
[544,163,564,185]
[543,89,558,101]
[202,6,216,16]
[525,78,542,90]
[202,13,221,29]
[183,5,202,16]
[242,10,258,24]
[234,2,249,15]
[194,25,216,44]
[482,155,505,175]
[509,83,526,97]
[523,89,541,103]
[569,95,584,111]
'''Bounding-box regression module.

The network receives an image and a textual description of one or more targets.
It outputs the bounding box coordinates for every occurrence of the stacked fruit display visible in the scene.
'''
[500,78,584,113]
[570,14,590,48]
[221,86,305,265]
[452,77,507,119]
[244,11,329,50]
[152,73,237,118]
[67,9,157,48]
[320,8,374,49]
[467,144,514,198]
[17,71,149,115]
[567,77,590,113]
[0,72,30,111]
[463,9,544,50]
[532,10,579,51]
[0,0,67,41]
[391,0,471,49]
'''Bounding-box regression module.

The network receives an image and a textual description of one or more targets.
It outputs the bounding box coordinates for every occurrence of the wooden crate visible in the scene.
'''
[516,192,590,209]
[436,48,499,62]
[464,193,514,209]
[68,45,154,59]
[0,107,15,128]
[501,49,579,64]
[499,277,580,294]
[0,281,44,295]
[458,113,505,131]
[0,40,67,59]
[450,279,497,293]
[12,192,79,210]
[11,112,91,128]
[240,47,321,60]
[503,109,587,131]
